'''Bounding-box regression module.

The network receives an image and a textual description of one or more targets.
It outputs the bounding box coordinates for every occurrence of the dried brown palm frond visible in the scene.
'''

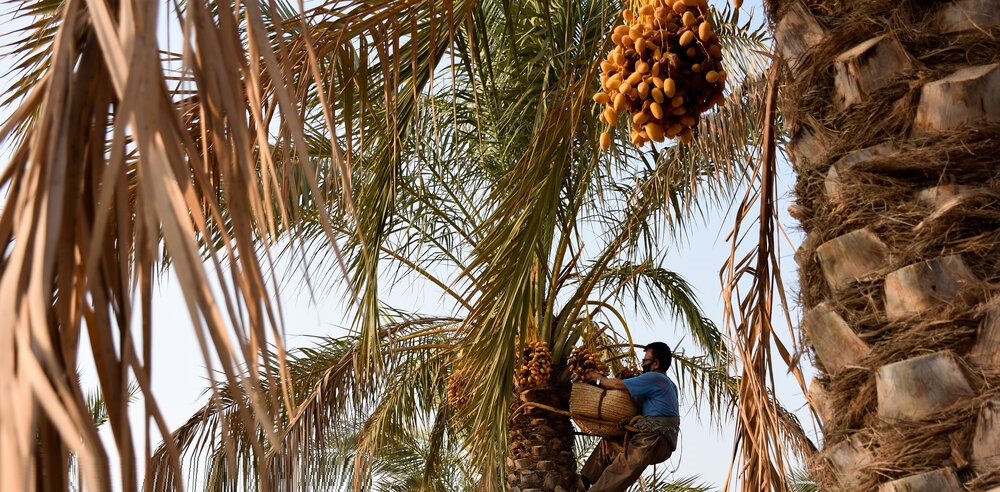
[0,0,349,488]
[721,60,816,492]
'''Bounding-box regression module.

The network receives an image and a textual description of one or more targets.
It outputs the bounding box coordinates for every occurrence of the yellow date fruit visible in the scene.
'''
[663,78,677,97]
[651,87,665,103]
[603,106,619,126]
[637,81,651,99]
[613,92,627,112]
[645,122,665,142]
[650,101,664,119]
[699,22,713,41]
[605,74,623,91]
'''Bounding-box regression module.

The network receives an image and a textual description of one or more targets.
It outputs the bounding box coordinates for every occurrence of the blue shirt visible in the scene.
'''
[623,371,679,417]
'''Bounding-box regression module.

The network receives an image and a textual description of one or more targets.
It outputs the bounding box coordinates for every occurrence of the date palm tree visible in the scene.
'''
[768,0,1000,491]
[151,1,778,486]
[0,0,792,491]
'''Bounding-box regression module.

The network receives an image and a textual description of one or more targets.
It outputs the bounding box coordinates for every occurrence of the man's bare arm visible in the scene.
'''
[587,371,628,391]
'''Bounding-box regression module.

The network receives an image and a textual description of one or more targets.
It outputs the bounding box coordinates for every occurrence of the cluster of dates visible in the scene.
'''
[568,346,609,382]
[596,0,728,148]
[516,341,553,389]
[617,365,642,380]
[447,371,471,408]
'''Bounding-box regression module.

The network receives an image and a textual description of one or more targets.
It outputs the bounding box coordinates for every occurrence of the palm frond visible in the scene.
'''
[671,351,738,425]
[632,473,716,492]
[592,261,725,362]
[788,467,819,492]
[151,314,464,490]
[721,62,814,492]
[84,381,140,428]
[2,0,286,486]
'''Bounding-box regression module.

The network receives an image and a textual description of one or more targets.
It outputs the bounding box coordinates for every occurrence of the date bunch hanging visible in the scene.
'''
[617,365,642,380]
[595,0,728,148]
[567,346,610,382]
[516,341,553,389]
[447,370,472,408]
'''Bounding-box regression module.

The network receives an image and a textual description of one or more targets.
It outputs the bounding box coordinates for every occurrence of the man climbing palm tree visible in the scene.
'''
[581,342,680,491]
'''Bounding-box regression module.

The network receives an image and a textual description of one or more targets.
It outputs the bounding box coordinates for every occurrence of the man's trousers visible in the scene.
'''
[580,418,679,492]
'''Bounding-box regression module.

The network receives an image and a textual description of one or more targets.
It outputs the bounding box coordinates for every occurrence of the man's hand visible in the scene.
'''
[587,372,628,391]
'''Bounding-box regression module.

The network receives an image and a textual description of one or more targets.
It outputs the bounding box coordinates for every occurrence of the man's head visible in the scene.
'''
[642,342,672,373]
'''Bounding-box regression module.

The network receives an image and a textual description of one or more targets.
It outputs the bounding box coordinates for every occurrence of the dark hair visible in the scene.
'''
[644,342,672,370]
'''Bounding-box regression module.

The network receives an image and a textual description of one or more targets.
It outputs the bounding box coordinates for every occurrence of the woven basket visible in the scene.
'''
[569,382,639,437]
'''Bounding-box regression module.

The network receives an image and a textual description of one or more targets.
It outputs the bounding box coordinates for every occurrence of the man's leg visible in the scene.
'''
[580,438,624,488]
[586,432,673,492]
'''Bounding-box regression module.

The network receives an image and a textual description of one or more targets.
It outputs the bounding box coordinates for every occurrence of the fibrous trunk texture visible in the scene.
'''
[507,379,579,492]
[773,0,1000,490]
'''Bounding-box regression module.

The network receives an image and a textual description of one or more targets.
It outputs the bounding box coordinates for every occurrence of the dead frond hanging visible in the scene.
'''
[721,59,816,492]
[0,0,352,488]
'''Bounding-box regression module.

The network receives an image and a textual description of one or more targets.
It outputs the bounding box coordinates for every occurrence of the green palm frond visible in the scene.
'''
[0,0,61,113]
[84,382,140,428]
[591,261,724,361]
[631,474,716,492]
[671,351,737,425]
[788,467,819,492]
[712,3,771,83]
[151,314,465,489]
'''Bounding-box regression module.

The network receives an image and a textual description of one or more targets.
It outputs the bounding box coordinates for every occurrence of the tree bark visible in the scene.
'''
[801,303,870,373]
[773,0,1000,489]
[508,378,580,492]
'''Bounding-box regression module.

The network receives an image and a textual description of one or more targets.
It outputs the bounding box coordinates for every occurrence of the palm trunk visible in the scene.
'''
[773,0,1000,490]
[507,378,580,492]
